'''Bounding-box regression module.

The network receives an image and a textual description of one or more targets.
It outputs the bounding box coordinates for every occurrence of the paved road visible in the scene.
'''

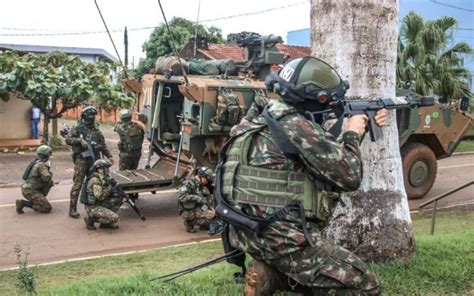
[0,154,472,269]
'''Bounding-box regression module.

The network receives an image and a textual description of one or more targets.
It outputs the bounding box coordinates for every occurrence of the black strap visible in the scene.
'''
[261,107,299,160]
[22,158,38,180]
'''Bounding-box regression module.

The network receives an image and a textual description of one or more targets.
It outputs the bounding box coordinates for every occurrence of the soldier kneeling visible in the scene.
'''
[17,145,54,214]
[81,159,122,230]
[178,167,216,233]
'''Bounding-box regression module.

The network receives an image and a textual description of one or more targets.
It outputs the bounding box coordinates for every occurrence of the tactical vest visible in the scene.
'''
[81,173,102,205]
[22,160,50,191]
[119,123,143,152]
[221,120,339,223]
[72,123,103,160]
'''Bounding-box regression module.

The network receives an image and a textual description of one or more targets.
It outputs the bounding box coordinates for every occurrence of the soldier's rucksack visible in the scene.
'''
[212,89,244,127]
[125,123,144,152]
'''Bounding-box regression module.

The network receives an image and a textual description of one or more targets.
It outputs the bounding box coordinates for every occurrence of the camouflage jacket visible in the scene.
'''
[225,98,363,257]
[86,172,113,204]
[22,160,53,191]
[66,120,111,160]
[114,121,144,153]
[177,179,213,211]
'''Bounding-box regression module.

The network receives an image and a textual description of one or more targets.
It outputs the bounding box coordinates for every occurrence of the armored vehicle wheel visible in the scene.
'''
[401,142,437,199]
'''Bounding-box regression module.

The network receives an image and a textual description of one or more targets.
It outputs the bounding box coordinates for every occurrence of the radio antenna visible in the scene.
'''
[157,0,190,85]
[94,0,130,79]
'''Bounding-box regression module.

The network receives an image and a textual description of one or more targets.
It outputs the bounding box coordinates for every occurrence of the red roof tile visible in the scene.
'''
[198,43,310,63]
[276,44,311,60]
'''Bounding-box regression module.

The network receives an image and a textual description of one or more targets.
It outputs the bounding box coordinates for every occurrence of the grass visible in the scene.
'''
[1,211,473,295]
[455,140,474,153]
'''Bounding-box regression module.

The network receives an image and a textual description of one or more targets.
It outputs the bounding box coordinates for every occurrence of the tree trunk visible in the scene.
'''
[42,115,50,144]
[311,0,415,262]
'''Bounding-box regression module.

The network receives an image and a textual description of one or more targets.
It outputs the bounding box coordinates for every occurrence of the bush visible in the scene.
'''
[14,244,36,294]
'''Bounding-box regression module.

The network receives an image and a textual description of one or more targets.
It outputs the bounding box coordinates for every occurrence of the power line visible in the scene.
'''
[429,0,474,12]
[0,1,309,37]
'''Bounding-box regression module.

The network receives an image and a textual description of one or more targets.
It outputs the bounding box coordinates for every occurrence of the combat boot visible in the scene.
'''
[185,221,196,233]
[84,216,96,230]
[99,223,119,229]
[16,200,24,214]
[244,260,288,296]
[69,202,80,218]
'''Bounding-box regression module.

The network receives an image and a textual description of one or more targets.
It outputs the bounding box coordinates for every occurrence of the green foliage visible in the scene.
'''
[14,244,36,294]
[398,12,473,100]
[136,17,225,77]
[0,50,134,116]
[47,134,65,149]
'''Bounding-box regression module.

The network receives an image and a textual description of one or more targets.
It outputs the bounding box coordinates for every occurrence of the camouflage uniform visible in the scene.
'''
[66,120,112,216]
[222,100,379,294]
[114,119,144,171]
[84,172,121,227]
[177,179,215,232]
[19,160,53,213]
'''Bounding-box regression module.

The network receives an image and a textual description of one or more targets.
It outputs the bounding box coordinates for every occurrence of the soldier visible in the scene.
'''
[114,109,145,171]
[215,57,389,295]
[65,106,114,218]
[82,159,122,230]
[177,167,215,233]
[16,145,54,214]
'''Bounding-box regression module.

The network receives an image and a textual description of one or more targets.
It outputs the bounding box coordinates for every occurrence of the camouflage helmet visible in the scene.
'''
[119,109,132,120]
[196,167,213,180]
[36,145,52,158]
[265,56,349,105]
[91,159,111,172]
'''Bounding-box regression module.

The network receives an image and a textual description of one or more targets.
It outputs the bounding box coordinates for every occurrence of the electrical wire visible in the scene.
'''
[0,1,309,37]
[428,0,474,12]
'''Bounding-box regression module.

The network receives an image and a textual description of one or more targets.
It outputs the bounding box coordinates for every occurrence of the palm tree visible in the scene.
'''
[398,12,472,100]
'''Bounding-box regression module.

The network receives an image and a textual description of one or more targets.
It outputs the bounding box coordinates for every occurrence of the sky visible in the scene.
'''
[0,0,311,68]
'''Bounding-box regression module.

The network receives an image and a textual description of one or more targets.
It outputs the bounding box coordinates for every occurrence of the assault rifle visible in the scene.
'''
[108,179,146,221]
[307,95,435,142]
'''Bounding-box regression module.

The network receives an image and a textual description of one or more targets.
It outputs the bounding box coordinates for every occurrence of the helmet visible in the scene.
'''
[81,106,97,126]
[91,159,111,172]
[196,167,213,180]
[119,109,132,121]
[36,145,52,159]
[265,56,349,105]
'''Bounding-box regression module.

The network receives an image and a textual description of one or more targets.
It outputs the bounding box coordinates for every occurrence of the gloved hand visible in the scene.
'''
[108,178,118,187]
[80,139,88,148]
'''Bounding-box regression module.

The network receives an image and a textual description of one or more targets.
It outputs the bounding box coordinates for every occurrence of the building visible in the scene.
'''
[179,38,310,63]
[0,44,117,64]
[0,44,117,144]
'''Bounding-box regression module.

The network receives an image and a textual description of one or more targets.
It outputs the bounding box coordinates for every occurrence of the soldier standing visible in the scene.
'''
[215,57,389,295]
[114,109,144,171]
[82,159,122,230]
[177,167,215,233]
[16,145,54,214]
[65,106,113,218]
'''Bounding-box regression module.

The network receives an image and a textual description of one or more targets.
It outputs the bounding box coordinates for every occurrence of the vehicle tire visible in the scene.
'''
[401,142,437,199]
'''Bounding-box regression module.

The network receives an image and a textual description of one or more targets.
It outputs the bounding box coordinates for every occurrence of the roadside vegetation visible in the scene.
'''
[0,211,473,295]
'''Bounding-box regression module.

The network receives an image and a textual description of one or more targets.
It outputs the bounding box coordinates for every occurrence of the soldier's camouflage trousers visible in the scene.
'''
[85,204,119,226]
[181,208,215,227]
[21,188,52,213]
[119,151,141,171]
[70,158,91,207]
[229,224,379,295]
